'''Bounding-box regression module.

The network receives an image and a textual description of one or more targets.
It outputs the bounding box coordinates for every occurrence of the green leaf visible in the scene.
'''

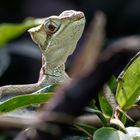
[93,127,140,140]
[120,114,127,125]
[85,107,109,127]
[0,18,40,47]
[85,107,102,114]
[108,76,117,93]
[116,53,140,110]
[0,93,53,113]
[98,76,117,118]
[93,127,130,140]
[98,91,113,118]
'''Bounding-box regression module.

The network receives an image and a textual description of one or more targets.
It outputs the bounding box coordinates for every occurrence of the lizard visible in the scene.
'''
[0,10,85,97]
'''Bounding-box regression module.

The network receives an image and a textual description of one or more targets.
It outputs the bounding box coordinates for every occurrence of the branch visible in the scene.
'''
[14,36,140,140]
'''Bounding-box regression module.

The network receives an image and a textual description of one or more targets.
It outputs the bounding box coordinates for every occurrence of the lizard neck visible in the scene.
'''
[40,55,71,86]
[42,55,65,77]
[46,63,65,76]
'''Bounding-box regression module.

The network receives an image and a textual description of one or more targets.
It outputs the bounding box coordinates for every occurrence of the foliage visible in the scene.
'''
[0,20,140,140]
[0,93,53,114]
[93,127,140,140]
[116,52,140,110]
[0,85,55,113]
[63,53,140,140]
[0,18,43,47]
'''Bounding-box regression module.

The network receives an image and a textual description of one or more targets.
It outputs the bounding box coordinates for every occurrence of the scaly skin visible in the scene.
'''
[0,10,85,97]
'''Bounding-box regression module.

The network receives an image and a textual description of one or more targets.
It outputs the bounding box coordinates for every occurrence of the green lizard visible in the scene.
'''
[0,10,85,96]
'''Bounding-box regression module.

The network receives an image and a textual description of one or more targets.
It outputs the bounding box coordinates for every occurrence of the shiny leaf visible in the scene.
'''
[98,91,113,118]
[0,93,53,113]
[93,127,130,140]
[116,53,140,110]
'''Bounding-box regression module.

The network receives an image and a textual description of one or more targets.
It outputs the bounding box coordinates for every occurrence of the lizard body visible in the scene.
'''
[0,10,85,96]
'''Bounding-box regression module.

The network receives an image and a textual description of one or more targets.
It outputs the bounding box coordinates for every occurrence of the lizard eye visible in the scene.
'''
[44,19,61,34]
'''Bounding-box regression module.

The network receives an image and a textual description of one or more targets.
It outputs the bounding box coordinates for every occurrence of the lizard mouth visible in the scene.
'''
[28,24,42,33]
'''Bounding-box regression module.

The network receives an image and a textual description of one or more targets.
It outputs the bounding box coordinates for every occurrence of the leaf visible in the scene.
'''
[98,76,117,118]
[120,114,127,125]
[98,91,113,118]
[93,127,140,140]
[116,53,140,110]
[110,118,126,133]
[0,18,40,47]
[85,107,109,127]
[0,93,53,113]
[108,76,117,93]
[126,127,140,139]
[85,107,102,114]
[93,127,130,140]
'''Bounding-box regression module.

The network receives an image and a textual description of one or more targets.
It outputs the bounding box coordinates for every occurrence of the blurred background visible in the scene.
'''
[0,0,140,85]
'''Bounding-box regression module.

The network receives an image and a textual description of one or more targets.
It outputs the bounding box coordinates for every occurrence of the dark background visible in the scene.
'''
[0,0,140,85]
[1,0,140,37]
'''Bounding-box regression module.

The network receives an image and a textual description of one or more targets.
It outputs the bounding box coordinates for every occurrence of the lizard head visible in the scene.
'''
[28,10,85,66]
